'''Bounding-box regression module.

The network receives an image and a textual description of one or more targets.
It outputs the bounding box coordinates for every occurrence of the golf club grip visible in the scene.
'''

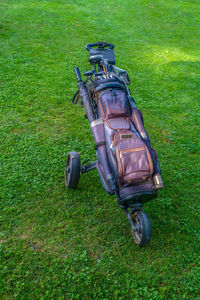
[74,67,82,82]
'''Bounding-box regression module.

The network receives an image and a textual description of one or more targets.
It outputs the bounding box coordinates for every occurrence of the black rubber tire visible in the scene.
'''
[131,211,151,246]
[65,152,81,188]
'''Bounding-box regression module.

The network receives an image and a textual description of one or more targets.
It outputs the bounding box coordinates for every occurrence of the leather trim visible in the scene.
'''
[144,144,154,175]
[140,131,148,139]
[95,141,106,147]
[90,118,103,128]
[99,99,106,119]
[116,146,123,186]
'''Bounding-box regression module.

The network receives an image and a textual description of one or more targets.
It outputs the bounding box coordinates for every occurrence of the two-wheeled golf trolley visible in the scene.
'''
[65,42,164,246]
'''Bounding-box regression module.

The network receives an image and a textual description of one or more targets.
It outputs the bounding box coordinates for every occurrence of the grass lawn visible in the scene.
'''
[0,0,200,298]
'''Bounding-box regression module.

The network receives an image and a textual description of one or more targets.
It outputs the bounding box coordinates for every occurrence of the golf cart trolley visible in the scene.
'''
[65,42,164,246]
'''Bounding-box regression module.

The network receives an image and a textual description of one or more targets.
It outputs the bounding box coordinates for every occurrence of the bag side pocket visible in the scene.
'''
[99,89,130,119]
[114,130,154,186]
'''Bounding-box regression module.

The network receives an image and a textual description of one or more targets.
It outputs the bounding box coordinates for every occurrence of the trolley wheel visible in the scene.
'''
[131,211,151,246]
[65,152,81,188]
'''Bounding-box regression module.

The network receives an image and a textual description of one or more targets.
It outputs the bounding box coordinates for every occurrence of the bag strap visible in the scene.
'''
[72,76,91,105]
[72,90,80,104]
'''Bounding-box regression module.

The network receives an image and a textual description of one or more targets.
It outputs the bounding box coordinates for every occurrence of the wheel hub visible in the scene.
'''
[131,212,142,244]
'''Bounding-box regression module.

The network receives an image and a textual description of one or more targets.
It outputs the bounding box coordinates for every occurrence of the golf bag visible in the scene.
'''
[67,42,164,245]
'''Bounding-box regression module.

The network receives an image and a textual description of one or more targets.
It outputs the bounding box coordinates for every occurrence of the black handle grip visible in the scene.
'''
[74,67,82,82]
[85,42,114,51]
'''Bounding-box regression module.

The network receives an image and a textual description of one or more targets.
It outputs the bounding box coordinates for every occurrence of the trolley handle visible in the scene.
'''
[85,42,114,51]
[74,67,82,82]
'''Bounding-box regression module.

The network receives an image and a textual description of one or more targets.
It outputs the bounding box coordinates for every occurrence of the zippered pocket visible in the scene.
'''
[119,147,145,158]
[114,130,153,186]
[99,89,130,120]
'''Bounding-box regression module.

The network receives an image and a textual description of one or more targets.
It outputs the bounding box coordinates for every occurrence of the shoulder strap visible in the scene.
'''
[72,90,80,104]
[72,76,91,105]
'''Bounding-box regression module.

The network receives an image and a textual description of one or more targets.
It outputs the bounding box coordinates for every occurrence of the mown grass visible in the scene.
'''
[0,0,200,298]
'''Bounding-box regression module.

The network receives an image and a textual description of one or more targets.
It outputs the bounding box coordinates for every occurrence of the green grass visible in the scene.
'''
[0,0,200,298]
